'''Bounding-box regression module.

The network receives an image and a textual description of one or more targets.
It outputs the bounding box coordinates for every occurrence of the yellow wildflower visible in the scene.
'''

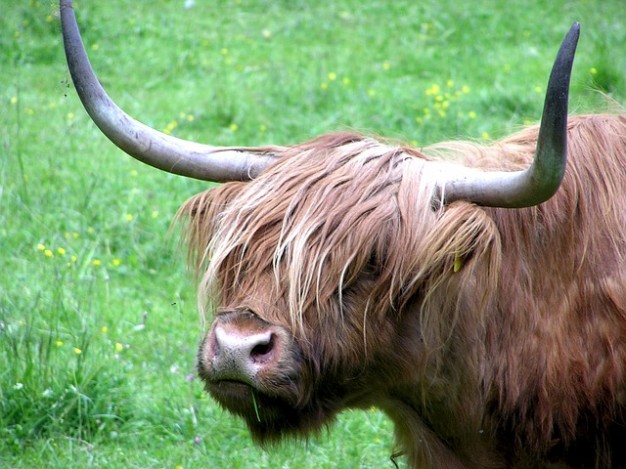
[163,120,178,135]
[115,343,124,353]
[425,84,440,96]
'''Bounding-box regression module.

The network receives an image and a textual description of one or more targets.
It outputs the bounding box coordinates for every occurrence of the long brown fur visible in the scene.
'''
[179,114,626,467]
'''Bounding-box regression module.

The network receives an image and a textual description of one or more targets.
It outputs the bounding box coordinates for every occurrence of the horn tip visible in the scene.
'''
[567,22,581,43]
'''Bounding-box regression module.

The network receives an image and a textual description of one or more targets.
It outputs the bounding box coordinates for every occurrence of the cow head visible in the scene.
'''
[182,134,508,442]
[59,0,579,444]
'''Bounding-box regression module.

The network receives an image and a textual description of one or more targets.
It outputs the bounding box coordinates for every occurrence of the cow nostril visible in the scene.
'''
[250,334,275,362]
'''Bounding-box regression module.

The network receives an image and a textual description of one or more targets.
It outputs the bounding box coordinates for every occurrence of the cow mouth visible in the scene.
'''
[208,378,254,396]
[204,373,298,408]
[204,378,264,415]
[204,376,307,437]
[204,378,275,408]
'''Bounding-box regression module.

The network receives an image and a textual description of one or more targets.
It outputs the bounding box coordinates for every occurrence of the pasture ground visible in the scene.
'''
[1,0,624,467]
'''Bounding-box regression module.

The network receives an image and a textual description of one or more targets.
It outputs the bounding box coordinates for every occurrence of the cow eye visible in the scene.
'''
[364,252,383,277]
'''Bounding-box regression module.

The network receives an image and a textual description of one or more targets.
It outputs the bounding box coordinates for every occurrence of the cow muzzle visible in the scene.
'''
[208,324,278,385]
[198,310,297,396]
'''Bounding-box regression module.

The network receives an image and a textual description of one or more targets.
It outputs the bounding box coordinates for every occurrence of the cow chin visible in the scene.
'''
[197,310,326,443]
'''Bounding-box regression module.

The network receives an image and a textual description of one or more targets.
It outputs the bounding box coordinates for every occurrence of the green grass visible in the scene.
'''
[1,0,624,467]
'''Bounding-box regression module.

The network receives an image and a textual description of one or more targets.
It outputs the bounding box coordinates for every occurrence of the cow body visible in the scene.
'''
[183,114,626,468]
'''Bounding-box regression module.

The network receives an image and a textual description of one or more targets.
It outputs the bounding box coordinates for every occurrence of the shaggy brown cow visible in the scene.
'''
[61,1,626,467]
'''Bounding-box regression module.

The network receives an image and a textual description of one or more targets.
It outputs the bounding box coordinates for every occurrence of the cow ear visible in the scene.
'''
[421,202,500,278]
[176,182,247,273]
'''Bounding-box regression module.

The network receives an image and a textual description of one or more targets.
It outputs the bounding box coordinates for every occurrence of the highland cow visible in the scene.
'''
[61,1,626,467]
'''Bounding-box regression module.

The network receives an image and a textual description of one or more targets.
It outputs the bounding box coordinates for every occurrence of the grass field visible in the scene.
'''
[1,0,624,467]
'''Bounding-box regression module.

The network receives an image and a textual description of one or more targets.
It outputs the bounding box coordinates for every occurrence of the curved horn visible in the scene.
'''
[442,23,580,208]
[60,0,280,182]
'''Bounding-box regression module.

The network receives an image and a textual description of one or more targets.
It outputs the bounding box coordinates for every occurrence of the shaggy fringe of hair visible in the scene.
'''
[178,131,503,351]
[180,134,436,333]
